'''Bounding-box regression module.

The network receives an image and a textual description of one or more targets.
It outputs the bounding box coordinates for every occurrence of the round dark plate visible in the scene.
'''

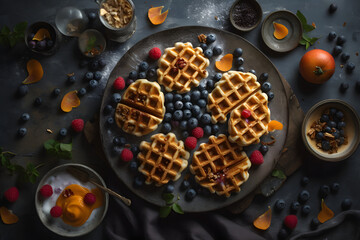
[99,26,289,212]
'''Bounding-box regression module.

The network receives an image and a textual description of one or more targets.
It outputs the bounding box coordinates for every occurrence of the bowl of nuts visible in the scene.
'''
[302,99,360,162]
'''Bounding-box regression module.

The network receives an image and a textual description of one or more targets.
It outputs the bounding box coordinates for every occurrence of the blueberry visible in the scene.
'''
[103,105,113,115]
[328,121,337,128]
[191,104,201,116]
[200,90,208,99]
[98,59,107,69]
[324,126,332,133]
[290,201,300,213]
[204,49,213,58]
[164,184,175,193]
[28,40,36,49]
[328,31,337,41]
[134,175,145,188]
[130,145,139,154]
[207,79,215,89]
[336,35,346,45]
[339,129,345,136]
[78,88,87,96]
[164,113,172,122]
[206,34,216,44]
[128,70,138,80]
[337,121,346,129]
[214,73,222,81]
[336,111,344,119]
[341,198,352,210]
[138,71,146,79]
[234,57,244,66]
[183,94,191,102]
[166,102,175,113]
[204,125,212,135]
[319,185,330,198]
[173,110,183,120]
[331,182,340,193]
[147,68,156,78]
[329,108,337,116]
[185,188,197,201]
[333,45,342,56]
[310,217,320,230]
[36,40,46,50]
[113,136,125,146]
[341,53,350,62]
[188,117,198,129]
[302,205,311,215]
[180,120,188,130]
[165,93,173,103]
[261,82,272,92]
[275,199,286,211]
[182,130,189,138]
[332,130,340,139]
[89,60,99,70]
[112,93,121,103]
[196,113,203,120]
[301,176,310,186]
[259,72,269,81]
[298,190,310,203]
[112,146,122,155]
[249,69,256,75]
[316,132,324,140]
[329,3,338,13]
[197,99,207,108]
[59,128,67,137]
[233,48,243,57]
[106,117,114,125]
[52,88,61,97]
[20,113,30,122]
[87,12,97,21]
[17,127,27,137]
[174,101,184,110]
[212,124,219,134]
[278,228,289,240]
[89,79,99,89]
[339,137,345,145]
[346,62,355,73]
[199,43,208,51]
[174,94,182,102]
[17,85,29,97]
[180,180,190,190]
[34,97,42,106]
[94,71,102,80]
[67,75,76,84]
[200,113,211,125]
[84,72,94,81]
[212,45,223,56]
[139,61,149,71]
[237,66,245,72]
[267,92,274,101]
[184,102,193,110]
[340,82,349,92]
[259,145,269,155]
[163,123,172,133]
[320,114,329,122]
[322,140,331,151]
[129,161,138,172]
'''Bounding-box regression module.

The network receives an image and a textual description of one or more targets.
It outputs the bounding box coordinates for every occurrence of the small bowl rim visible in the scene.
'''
[301,99,360,162]
[229,0,263,32]
[78,28,107,58]
[35,163,109,237]
[25,21,59,55]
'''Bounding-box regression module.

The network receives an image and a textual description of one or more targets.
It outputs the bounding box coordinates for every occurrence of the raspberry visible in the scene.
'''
[113,77,125,90]
[241,109,251,118]
[84,193,96,205]
[4,187,19,203]
[121,148,133,162]
[149,47,162,60]
[284,215,298,229]
[185,136,197,150]
[50,206,63,218]
[39,184,53,198]
[250,150,264,165]
[71,119,84,132]
[191,127,204,139]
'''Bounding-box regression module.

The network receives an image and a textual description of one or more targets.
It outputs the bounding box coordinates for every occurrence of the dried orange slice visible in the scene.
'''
[273,22,288,40]
[215,54,233,72]
[61,90,80,112]
[0,206,19,224]
[148,6,168,25]
[268,120,283,131]
[253,207,271,230]
[317,199,334,223]
[32,28,51,41]
[23,59,44,84]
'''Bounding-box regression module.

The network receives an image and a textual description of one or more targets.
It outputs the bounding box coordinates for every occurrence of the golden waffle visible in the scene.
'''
[157,42,210,93]
[228,90,271,146]
[207,71,260,124]
[189,134,251,197]
[115,79,165,136]
[137,133,190,186]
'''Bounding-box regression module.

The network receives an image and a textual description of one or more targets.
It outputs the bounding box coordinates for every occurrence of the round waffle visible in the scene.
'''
[157,42,210,94]
[190,134,251,197]
[137,133,190,186]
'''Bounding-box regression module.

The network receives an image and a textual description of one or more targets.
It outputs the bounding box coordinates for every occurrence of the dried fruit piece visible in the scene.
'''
[268,120,283,131]
[61,90,80,112]
[23,59,44,84]
[215,54,233,72]
[273,22,288,40]
[148,6,168,25]
[317,199,334,223]
[253,207,272,230]
[32,28,51,41]
[0,206,19,224]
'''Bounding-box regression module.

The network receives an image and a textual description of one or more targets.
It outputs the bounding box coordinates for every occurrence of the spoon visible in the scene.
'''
[66,166,131,206]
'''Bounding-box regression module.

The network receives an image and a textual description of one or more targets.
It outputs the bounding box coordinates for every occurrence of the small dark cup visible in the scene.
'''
[230,0,263,32]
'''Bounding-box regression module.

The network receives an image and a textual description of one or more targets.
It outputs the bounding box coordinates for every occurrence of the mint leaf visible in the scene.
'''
[296,10,307,26]
[272,169,286,180]
[44,139,72,159]
[159,206,172,218]
[14,22,27,33]
[302,33,311,42]
[60,142,72,152]
[303,24,315,33]
[172,203,184,214]
[309,37,320,45]
[305,42,310,49]
[25,163,39,183]
[86,36,97,51]
[299,39,307,45]
[162,193,174,204]
[44,139,56,150]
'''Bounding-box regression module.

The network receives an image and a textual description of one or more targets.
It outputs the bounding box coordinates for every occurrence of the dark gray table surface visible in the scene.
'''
[0,0,359,239]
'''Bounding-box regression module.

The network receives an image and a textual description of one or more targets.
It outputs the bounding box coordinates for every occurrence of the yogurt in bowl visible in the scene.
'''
[35,163,108,237]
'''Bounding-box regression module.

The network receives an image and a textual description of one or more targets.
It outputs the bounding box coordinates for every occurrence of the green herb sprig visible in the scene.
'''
[159,193,184,218]
[0,22,27,47]
[296,10,320,49]
[272,169,286,180]
[44,139,72,159]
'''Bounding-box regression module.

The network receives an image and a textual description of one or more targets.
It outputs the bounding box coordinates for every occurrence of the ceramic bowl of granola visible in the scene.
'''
[302,99,360,162]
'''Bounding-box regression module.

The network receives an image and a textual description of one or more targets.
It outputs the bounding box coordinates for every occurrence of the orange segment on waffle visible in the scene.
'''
[115,79,165,136]
[137,133,190,186]
[189,134,251,197]
[157,42,210,93]
[207,71,260,124]
[228,90,271,146]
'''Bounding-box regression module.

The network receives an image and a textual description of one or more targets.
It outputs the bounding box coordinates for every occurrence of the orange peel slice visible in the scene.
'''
[0,206,19,224]
[148,6,169,25]
[215,54,233,72]
[273,22,288,40]
[32,28,51,41]
[61,90,80,112]
[317,199,334,223]
[253,207,272,230]
[23,59,44,84]
[268,120,283,131]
